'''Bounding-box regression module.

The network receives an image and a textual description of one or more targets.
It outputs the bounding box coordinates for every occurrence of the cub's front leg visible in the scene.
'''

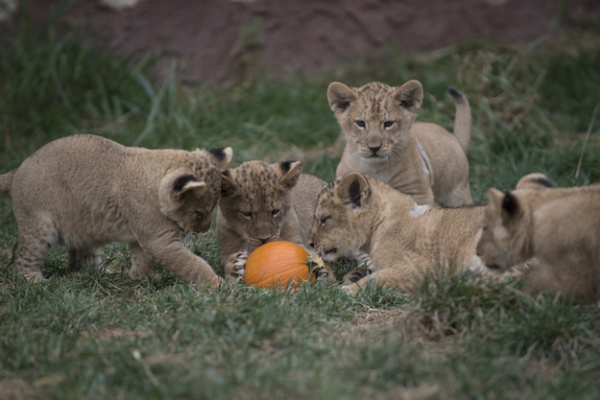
[340,251,376,285]
[142,232,222,287]
[128,242,161,280]
[341,254,425,294]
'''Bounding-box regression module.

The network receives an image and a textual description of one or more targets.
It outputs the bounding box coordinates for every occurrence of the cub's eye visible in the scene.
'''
[240,211,252,218]
[195,211,204,218]
[355,120,366,128]
[320,216,330,225]
[271,209,281,216]
[383,120,394,128]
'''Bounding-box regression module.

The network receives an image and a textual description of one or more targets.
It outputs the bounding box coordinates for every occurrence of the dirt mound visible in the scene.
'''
[21,0,600,82]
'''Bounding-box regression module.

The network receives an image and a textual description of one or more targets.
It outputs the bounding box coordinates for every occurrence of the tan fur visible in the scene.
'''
[477,173,600,302]
[216,160,334,280]
[328,81,472,207]
[310,172,485,293]
[0,169,15,197]
[0,134,233,285]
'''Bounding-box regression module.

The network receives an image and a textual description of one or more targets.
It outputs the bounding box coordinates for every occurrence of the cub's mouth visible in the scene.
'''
[319,247,338,261]
[486,263,502,271]
[360,151,386,161]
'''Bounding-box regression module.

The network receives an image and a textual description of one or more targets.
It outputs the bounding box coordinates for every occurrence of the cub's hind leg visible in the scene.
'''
[14,218,58,283]
[440,181,473,207]
[128,242,160,279]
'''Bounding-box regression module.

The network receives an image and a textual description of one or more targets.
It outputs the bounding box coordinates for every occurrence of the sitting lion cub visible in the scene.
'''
[0,134,232,285]
[309,172,485,293]
[477,173,600,302]
[328,80,472,207]
[216,160,334,281]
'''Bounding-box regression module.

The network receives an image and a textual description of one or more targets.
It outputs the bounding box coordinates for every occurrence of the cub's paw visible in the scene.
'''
[22,272,46,284]
[307,254,336,282]
[342,267,372,286]
[341,283,361,295]
[224,252,249,282]
[355,252,374,268]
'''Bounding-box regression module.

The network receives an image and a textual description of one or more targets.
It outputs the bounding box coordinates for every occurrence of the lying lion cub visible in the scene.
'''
[477,173,600,302]
[0,134,232,285]
[216,160,335,281]
[310,172,485,293]
[328,80,472,207]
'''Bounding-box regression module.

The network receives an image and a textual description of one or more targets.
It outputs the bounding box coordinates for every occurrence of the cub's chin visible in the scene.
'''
[358,149,390,163]
[360,155,386,164]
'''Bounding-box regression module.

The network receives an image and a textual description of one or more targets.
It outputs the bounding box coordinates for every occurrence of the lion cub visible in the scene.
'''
[0,134,232,285]
[310,172,485,293]
[477,173,600,302]
[328,80,472,207]
[216,160,334,281]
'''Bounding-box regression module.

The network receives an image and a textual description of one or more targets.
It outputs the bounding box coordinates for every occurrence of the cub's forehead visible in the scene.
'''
[234,161,286,205]
[356,81,394,96]
[354,82,395,116]
[234,161,278,186]
[316,178,341,209]
[188,157,221,185]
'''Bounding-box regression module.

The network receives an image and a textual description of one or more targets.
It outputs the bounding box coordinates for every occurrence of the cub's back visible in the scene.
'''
[534,189,600,253]
[293,174,325,244]
[12,135,128,210]
[412,122,469,202]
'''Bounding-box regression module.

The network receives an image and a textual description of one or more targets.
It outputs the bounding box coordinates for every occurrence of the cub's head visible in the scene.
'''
[159,147,233,235]
[310,172,374,262]
[327,80,423,161]
[218,160,303,249]
[476,188,533,272]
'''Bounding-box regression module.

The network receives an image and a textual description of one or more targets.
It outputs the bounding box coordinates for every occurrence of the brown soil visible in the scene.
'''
[19,0,600,82]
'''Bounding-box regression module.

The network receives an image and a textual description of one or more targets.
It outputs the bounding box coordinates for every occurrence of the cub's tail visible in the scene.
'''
[448,87,471,153]
[0,169,16,198]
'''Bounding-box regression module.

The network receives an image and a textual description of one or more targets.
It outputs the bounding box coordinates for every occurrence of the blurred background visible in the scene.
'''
[8,0,600,81]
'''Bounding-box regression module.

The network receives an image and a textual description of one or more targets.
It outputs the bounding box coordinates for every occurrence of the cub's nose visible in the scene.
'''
[367,144,382,154]
[309,242,315,248]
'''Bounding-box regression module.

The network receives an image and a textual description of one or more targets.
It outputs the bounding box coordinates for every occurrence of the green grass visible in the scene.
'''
[2,12,600,400]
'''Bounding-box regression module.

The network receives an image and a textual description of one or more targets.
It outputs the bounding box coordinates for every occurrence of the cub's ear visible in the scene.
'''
[337,172,370,209]
[327,82,358,114]
[173,175,206,197]
[205,147,234,172]
[486,188,520,223]
[393,80,423,112]
[515,173,552,190]
[501,191,519,218]
[486,188,504,213]
[273,161,303,190]
[220,169,237,198]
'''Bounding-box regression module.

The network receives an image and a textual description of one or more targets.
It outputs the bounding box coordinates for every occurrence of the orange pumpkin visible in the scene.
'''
[243,241,315,288]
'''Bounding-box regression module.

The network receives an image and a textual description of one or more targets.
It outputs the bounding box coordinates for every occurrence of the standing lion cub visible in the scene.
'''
[0,134,232,285]
[310,172,485,293]
[328,80,472,207]
[477,173,600,302]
